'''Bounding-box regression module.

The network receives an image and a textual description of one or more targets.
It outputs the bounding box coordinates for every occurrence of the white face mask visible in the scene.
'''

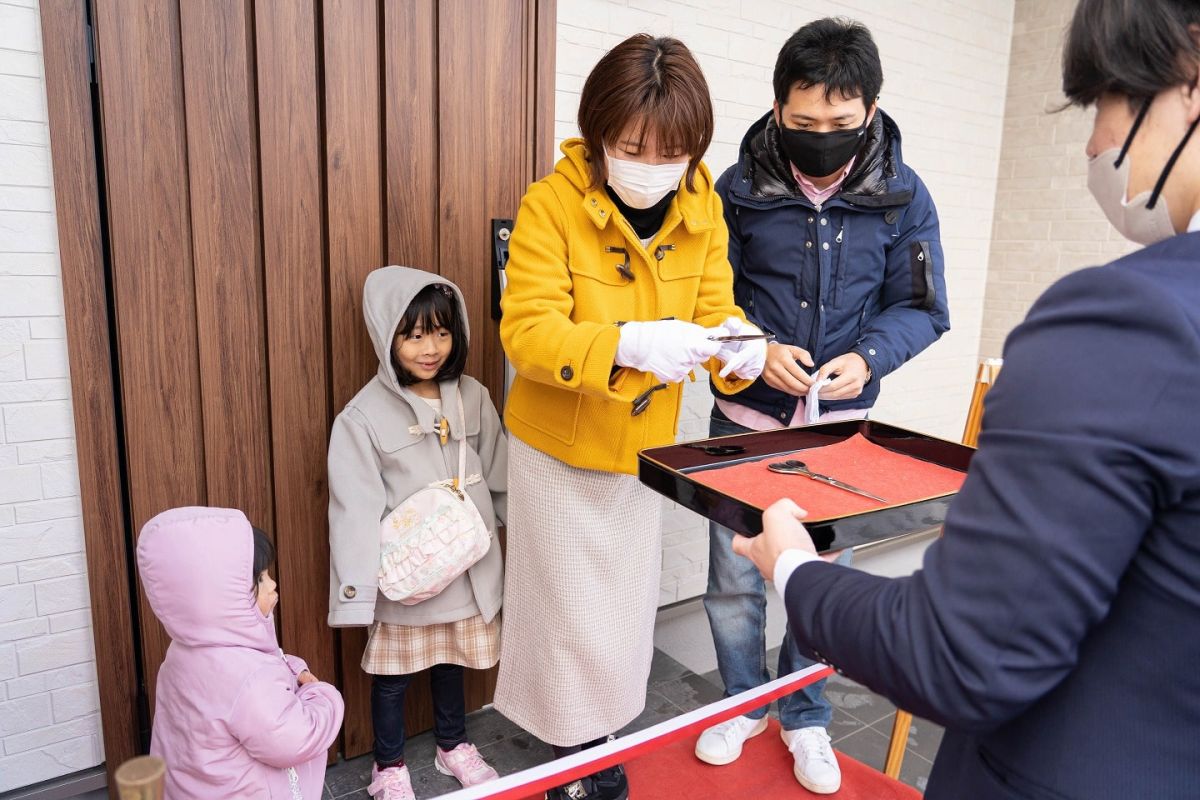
[1087,148,1178,246]
[1087,97,1199,246]
[605,150,687,209]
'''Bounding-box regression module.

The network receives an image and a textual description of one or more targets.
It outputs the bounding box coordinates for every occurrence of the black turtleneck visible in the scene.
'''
[605,187,677,240]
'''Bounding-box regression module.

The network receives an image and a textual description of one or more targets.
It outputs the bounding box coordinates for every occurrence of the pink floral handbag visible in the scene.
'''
[378,391,492,605]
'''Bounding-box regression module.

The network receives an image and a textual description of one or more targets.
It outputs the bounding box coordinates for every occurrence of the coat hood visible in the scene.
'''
[735,109,914,207]
[136,507,279,653]
[360,265,473,438]
[363,265,471,392]
[555,138,595,193]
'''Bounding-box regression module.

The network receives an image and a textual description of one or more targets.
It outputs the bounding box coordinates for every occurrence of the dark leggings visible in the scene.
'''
[372,664,468,767]
[551,735,612,760]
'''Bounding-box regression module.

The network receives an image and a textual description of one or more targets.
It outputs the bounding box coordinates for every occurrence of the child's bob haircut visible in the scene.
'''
[391,283,468,386]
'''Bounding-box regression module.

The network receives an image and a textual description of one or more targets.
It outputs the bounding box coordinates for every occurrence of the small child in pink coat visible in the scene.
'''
[138,507,344,799]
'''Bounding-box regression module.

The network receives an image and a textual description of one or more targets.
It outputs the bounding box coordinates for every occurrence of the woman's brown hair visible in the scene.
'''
[577,34,714,192]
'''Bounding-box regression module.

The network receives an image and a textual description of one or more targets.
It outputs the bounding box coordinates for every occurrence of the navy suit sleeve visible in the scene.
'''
[851,175,950,378]
[783,264,1198,732]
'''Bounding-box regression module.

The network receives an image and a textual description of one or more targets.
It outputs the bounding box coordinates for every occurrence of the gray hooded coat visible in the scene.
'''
[327,266,507,628]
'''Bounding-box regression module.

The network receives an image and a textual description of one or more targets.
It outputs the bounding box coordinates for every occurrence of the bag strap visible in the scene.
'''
[454,387,467,493]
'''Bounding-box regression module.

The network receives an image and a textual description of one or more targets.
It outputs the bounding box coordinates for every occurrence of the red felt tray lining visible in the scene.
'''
[689,433,966,521]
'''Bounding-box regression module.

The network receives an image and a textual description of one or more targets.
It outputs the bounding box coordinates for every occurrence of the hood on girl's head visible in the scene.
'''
[362,266,470,392]
[136,507,279,653]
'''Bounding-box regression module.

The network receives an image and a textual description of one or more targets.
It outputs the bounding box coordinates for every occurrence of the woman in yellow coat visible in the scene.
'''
[495,34,768,800]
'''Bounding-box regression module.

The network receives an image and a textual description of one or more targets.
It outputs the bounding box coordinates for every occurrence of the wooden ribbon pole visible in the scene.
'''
[114,755,165,800]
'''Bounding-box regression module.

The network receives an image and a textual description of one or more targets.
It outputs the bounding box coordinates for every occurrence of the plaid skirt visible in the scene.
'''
[361,614,501,675]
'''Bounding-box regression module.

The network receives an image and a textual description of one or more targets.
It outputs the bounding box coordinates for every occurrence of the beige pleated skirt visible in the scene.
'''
[494,436,663,747]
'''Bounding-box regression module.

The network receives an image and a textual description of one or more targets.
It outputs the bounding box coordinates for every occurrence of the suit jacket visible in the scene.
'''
[783,231,1200,800]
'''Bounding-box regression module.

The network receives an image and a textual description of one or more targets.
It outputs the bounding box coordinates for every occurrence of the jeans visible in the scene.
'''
[372,664,468,765]
[702,411,852,731]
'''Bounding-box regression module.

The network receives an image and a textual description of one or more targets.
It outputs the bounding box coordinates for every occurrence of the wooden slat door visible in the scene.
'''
[44,0,556,773]
[178,0,276,547]
[254,0,338,731]
[439,0,531,407]
[92,0,208,711]
[40,2,141,786]
[322,0,390,759]
[384,0,440,272]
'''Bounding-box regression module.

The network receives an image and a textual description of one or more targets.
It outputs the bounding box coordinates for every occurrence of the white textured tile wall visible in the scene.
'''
[980,0,1135,357]
[555,0,1015,604]
[0,1,103,791]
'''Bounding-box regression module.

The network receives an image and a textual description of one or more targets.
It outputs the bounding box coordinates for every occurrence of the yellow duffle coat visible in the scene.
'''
[500,139,751,475]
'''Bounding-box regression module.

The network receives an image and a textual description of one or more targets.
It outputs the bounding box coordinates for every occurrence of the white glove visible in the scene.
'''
[615,320,724,384]
[715,317,768,380]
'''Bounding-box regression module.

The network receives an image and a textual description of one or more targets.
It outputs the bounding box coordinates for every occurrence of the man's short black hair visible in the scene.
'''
[251,525,275,589]
[773,18,882,108]
[1063,0,1200,107]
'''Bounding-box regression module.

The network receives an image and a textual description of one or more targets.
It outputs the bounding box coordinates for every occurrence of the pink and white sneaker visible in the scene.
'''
[368,763,415,800]
[435,742,499,787]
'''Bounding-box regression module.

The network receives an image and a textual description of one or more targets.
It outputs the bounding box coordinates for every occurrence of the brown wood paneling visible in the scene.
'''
[254,0,337,727]
[438,0,529,402]
[48,0,558,771]
[323,0,387,759]
[324,0,385,411]
[94,0,207,707]
[39,1,141,783]
[179,1,274,531]
[534,0,558,179]
[384,0,438,270]
[439,0,531,711]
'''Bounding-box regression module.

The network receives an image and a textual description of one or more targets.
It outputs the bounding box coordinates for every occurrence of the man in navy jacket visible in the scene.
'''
[697,19,948,794]
[734,2,1200,798]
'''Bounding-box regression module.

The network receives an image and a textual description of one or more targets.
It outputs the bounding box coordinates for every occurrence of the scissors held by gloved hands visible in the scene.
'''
[708,333,777,343]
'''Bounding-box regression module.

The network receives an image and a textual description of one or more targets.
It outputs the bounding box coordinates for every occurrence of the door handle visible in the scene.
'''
[491,218,512,321]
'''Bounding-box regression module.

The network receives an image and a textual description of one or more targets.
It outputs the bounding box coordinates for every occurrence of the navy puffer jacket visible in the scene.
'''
[713,110,950,423]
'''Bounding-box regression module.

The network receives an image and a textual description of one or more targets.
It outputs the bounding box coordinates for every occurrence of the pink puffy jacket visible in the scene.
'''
[137,507,344,799]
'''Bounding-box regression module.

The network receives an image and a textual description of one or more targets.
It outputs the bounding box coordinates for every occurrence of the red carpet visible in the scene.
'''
[623,718,922,799]
[690,433,965,521]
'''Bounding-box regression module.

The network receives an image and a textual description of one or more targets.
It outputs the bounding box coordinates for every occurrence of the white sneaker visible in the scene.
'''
[694,714,770,765]
[781,727,841,794]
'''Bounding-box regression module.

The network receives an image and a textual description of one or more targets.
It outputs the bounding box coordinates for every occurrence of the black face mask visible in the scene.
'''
[777,115,868,178]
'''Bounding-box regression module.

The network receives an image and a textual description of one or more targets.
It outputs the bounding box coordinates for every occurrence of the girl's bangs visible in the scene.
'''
[399,284,456,336]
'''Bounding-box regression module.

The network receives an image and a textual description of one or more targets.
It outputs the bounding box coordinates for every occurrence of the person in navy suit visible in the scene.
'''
[733,1,1200,798]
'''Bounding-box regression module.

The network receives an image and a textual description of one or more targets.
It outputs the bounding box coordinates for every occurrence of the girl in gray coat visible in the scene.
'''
[327,266,507,800]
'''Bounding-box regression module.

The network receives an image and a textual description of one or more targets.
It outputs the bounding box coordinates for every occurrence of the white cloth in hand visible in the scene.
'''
[805,373,834,424]
[615,320,724,384]
[715,317,768,380]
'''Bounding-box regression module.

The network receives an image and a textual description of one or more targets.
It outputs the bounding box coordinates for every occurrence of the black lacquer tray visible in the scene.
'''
[638,420,975,552]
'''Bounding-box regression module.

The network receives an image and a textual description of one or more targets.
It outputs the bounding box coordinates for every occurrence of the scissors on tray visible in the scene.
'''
[767,459,886,502]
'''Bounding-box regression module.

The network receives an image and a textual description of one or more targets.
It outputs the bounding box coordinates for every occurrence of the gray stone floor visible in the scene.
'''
[321,646,941,799]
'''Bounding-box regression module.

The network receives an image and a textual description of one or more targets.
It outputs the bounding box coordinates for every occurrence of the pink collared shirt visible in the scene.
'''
[792,156,855,208]
[715,394,866,432]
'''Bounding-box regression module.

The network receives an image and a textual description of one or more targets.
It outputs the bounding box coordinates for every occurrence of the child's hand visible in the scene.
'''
[297,670,319,686]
